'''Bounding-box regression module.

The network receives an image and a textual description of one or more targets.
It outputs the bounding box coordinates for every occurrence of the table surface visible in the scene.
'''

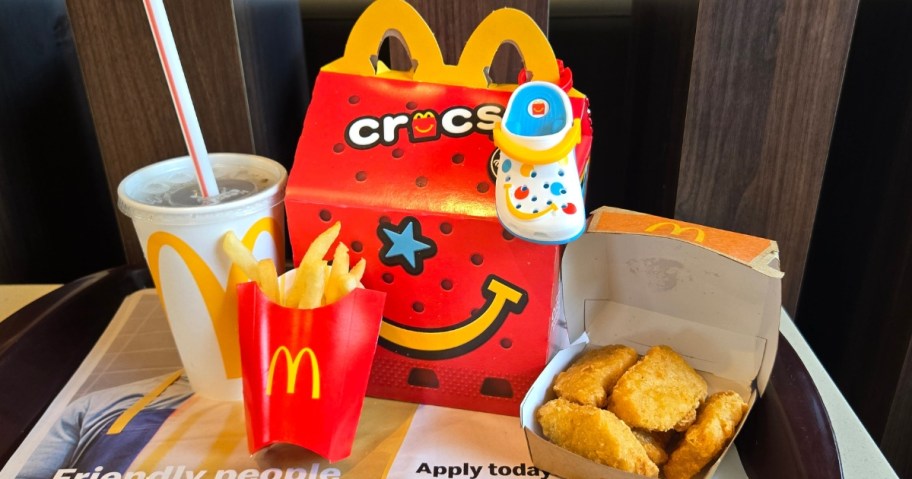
[0,285,899,478]
[0,285,60,320]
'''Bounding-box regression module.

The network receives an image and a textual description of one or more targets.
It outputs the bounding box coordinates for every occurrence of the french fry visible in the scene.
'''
[222,231,259,281]
[296,260,326,309]
[223,221,370,310]
[302,221,341,263]
[325,243,351,304]
[327,276,359,305]
[349,258,366,282]
[256,259,280,304]
[278,221,371,309]
[322,262,332,283]
[286,222,340,306]
[339,275,359,298]
[222,231,284,303]
[285,263,308,307]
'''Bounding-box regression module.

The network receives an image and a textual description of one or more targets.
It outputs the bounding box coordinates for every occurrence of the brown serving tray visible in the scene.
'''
[0,266,842,477]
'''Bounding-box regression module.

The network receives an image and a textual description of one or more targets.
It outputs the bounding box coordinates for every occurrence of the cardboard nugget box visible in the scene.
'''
[520,206,783,478]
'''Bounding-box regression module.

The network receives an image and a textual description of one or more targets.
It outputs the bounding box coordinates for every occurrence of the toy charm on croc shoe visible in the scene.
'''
[493,81,585,244]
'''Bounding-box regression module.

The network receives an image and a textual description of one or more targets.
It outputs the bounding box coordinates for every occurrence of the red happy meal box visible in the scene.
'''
[285,0,592,416]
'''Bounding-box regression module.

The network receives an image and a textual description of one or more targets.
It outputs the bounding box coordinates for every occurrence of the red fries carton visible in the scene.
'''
[237,278,386,462]
[285,0,592,415]
[520,207,783,478]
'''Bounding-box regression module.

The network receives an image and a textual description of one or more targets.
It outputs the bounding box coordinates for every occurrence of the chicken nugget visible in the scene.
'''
[607,345,708,431]
[664,391,748,479]
[553,344,638,407]
[537,398,659,477]
[673,407,697,432]
[631,428,673,466]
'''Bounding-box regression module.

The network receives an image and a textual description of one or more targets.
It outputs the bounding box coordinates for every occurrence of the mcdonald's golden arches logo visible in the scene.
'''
[146,216,282,380]
[645,222,706,243]
[593,209,777,267]
[267,346,321,398]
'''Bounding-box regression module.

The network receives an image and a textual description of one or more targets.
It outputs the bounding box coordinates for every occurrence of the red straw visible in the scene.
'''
[143,0,219,198]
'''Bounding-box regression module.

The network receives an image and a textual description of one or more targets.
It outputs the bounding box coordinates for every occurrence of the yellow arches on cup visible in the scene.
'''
[147,217,282,379]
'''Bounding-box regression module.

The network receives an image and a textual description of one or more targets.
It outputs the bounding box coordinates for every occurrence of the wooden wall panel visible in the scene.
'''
[675,0,858,313]
[66,0,254,265]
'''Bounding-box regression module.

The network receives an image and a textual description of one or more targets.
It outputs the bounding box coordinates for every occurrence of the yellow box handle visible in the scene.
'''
[327,0,445,80]
[457,7,560,88]
[324,0,560,89]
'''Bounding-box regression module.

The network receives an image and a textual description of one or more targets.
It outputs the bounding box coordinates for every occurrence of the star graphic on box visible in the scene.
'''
[377,216,437,275]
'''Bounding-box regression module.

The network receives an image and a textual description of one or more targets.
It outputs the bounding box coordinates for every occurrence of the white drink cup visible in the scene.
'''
[118,153,287,401]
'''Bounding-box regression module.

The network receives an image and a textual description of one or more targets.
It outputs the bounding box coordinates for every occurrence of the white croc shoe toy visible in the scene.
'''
[493,81,585,244]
